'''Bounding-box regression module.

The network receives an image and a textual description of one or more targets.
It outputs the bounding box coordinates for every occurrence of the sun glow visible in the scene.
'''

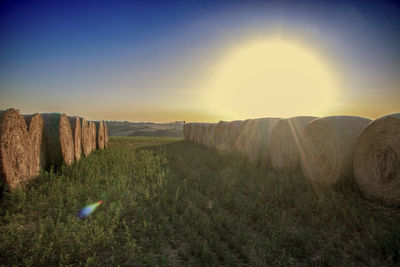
[205,38,340,119]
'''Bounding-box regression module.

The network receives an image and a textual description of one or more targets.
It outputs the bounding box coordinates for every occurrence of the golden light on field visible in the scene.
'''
[205,38,340,119]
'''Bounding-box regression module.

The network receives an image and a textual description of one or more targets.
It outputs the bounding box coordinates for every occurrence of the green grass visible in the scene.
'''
[1,137,399,266]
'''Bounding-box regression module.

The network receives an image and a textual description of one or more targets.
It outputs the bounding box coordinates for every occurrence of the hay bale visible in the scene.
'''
[236,118,280,161]
[234,119,254,154]
[270,116,318,171]
[182,123,189,140]
[301,116,371,186]
[184,123,190,141]
[212,121,222,148]
[197,123,204,144]
[200,123,211,146]
[95,121,105,149]
[183,123,193,141]
[198,123,206,144]
[199,124,206,145]
[24,113,46,177]
[42,113,75,168]
[214,121,230,151]
[205,123,217,148]
[193,123,202,144]
[0,109,32,189]
[188,123,195,142]
[191,123,202,143]
[188,123,196,143]
[68,116,82,161]
[104,122,109,148]
[81,118,91,157]
[353,113,400,205]
[184,123,192,141]
[225,120,242,152]
[89,122,97,151]
[248,118,281,162]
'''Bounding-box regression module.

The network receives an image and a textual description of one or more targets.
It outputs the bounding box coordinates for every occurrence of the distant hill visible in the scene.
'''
[106,120,184,138]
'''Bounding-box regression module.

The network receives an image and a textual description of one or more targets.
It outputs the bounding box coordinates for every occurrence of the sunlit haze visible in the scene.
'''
[0,0,399,122]
[204,38,338,119]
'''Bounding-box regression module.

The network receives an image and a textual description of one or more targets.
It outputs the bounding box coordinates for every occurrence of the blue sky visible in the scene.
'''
[0,0,399,121]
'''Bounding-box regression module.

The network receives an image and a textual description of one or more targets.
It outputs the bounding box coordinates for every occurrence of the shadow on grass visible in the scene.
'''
[138,139,400,266]
[1,137,399,266]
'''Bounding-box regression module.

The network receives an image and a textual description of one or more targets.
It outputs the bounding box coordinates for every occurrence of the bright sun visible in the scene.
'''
[205,38,339,119]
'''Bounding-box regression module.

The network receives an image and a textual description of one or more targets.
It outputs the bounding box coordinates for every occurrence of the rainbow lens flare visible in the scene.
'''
[78,200,104,218]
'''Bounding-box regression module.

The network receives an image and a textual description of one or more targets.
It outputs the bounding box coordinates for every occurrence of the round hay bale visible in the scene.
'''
[68,116,82,161]
[214,121,230,151]
[193,123,202,144]
[189,123,196,143]
[213,121,223,149]
[197,123,203,144]
[184,123,193,141]
[0,109,31,189]
[89,122,97,151]
[188,123,195,142]
[205,123,217,148]
[81,118,91,157]
[234,119,254,154]
[251,118,281,162]
[182,123,187,139]
[42,113,75,168]
[95,121,105,149]
[24,113,46,177]
[183,123,190,140]
[225,120,242,152]
[301,116,371,186]
[270,116,318,171]
[200,123,211,146]
[199,124,206,145]
[239,118,281,162]
[184,123,192,141]
[104,122,109,148]
[353,113,400,206]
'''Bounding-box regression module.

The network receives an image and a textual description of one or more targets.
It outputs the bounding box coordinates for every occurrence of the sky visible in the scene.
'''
[0,0,399,122]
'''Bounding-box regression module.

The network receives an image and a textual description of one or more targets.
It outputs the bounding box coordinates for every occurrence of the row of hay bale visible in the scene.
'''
[0,108,109,189]
[183,113,400,206]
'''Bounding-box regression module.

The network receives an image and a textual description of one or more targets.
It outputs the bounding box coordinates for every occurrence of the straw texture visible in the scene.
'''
[89,122,96,152]
[301,116,371,186]
[24,113,46,177]
[0,109,32,189]
[270,116,317,171]
[68,116,82,161]
[42,113,74,168]
[96,121,105,149]
[81,118,91,157]
[245,118,281,162]
[353,113,400,205]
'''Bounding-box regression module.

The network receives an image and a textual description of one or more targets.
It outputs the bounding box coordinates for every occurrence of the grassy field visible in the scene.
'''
[1,137,399,266]
[107,121,183,138]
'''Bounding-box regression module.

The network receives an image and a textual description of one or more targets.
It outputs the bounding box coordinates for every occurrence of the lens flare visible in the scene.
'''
[78,200,104,219]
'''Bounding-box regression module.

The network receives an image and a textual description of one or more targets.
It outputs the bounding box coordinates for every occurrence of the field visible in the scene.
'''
[1,137,399,266]
[107,121,183,138]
